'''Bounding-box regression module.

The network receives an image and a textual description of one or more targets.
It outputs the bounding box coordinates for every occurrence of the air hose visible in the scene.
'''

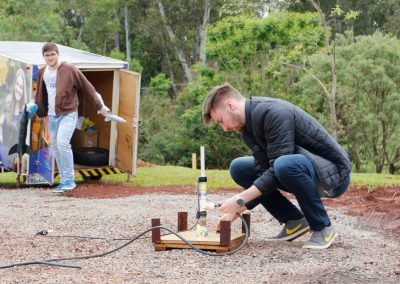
[33,217,199,241]
[0,213,249,270]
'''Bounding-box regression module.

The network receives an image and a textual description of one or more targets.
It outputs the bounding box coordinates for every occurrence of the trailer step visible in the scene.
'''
[53,166,123,179]
[78,167,123,179]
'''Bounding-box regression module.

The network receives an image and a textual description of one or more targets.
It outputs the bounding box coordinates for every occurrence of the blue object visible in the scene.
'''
[27,103,38,119]
[29,147,54,185]
[32,65,39,81]
[61,179,77,191]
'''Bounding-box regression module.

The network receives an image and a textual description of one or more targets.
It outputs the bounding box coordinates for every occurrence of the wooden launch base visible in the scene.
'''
[154,230,245,253]
[152,212,250,253]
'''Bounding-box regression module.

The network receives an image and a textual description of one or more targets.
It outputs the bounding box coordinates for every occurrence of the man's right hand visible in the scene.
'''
[215,197,247,231]
[99,106,110,117]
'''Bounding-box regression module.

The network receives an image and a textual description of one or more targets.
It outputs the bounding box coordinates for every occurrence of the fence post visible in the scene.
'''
[192,153,197,170]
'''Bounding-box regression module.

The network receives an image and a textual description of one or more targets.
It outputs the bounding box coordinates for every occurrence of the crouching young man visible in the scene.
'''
[202,83,350,249]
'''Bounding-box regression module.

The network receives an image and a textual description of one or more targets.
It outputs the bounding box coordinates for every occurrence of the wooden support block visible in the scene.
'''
[219,220,231,247]
[177,212,188,232]
[151,218,161,244]
[242,213,251,237]
[154,230,245,253]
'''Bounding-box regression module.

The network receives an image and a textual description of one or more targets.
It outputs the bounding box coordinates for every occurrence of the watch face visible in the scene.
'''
[236,197,245,206]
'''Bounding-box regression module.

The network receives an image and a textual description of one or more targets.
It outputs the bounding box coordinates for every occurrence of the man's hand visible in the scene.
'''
[99,106,109,117]
[216,196,246,231]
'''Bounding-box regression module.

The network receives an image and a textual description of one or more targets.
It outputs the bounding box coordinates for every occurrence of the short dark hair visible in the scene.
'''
[202,82,242,124]
[42,42,59,55]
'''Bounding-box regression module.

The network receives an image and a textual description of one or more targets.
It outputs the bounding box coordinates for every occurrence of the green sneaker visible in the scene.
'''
[267,217,310,241]
[302,225,338,249]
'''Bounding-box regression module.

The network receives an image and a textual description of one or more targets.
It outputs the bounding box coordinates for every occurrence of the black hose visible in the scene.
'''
[34,219,199,241]
[0,214,249,269]
[0,260,81,269]
[38,234,107,240]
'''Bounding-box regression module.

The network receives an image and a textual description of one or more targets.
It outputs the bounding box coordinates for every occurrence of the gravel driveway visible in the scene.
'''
[0,188,399,283]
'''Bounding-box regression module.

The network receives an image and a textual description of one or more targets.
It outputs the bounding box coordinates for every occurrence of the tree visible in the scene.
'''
[339,34,400,173]
[296,33,400,173]
[78,1,120,54]
[219,0,269,17]
[138,73,184,164]
[173,12,325,168]
[382,0,400,38]
[158,1,193,81]
[205,12,323,97]
[285,0,400,38]
[280,1,359,139]
[56,0,123,53]
[0,0,63,42]
[124,3,131,61]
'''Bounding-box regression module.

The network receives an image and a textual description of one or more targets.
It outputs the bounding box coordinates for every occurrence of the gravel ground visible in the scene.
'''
[0,188,399,283]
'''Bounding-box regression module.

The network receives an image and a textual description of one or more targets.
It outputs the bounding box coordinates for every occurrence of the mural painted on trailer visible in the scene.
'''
[0,57,31,169]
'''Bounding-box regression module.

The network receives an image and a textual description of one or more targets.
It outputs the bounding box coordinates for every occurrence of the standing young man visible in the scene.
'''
[202,83,350,249]
[31,42,108,192]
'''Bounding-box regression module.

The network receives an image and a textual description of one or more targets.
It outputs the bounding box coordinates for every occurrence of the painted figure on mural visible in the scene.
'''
[0,69,27,169]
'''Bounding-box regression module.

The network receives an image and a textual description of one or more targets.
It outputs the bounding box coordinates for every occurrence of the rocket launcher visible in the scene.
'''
[195,146,217,237]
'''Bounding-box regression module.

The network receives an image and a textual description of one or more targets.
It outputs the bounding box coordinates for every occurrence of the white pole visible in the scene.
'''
[200,146,205,177]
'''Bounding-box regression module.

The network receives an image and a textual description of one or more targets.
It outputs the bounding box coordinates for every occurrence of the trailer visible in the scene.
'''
[0,41,140,185]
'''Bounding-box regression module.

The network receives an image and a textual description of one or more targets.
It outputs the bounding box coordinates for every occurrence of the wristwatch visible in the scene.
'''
[235,195,245,207]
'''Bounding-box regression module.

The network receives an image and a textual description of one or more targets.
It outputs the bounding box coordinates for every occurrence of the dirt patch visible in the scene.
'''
[61,183,400,237]
[323,185,400,236]
[64,183,241,199]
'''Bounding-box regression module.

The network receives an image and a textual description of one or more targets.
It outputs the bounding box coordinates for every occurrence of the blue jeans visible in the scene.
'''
[230,154,347,231]
[48,112,78,184]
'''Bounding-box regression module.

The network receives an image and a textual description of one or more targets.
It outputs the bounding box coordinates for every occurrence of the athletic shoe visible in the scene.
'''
[302,225,338,249]
[267,217,310,241]
[62,180,76,191]
[52,183,64,193]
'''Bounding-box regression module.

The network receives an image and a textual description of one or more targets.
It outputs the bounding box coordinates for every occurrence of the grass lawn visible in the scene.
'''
[1,165,400,189]
[102,165,239,189]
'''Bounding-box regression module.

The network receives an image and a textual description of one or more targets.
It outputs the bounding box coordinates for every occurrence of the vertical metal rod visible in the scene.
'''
[200,146,205,177]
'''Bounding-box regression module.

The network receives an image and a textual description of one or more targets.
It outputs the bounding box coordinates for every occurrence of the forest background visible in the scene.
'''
[1,0,399,174]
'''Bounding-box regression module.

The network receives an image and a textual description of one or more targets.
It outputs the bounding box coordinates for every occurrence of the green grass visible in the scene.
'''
[0,172,19,187]
[1,166,400,189]
[349,172,400,187]
[102,165,239,190]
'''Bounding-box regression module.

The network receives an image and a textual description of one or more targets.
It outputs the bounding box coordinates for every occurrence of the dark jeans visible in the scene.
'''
[230,154,346,231]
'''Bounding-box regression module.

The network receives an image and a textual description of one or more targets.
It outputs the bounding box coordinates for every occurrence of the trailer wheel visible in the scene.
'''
[73,147,109,166]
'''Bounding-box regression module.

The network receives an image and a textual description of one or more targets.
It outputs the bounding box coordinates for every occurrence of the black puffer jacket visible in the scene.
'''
[242,97,350,208]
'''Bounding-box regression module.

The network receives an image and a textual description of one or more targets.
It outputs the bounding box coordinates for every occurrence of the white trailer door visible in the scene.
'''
[115,70,140,175]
